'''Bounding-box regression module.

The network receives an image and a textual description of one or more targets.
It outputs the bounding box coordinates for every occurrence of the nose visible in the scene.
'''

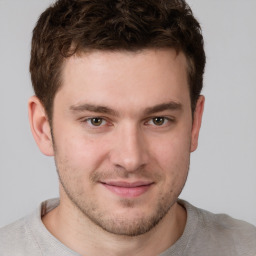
[109,123,149,172]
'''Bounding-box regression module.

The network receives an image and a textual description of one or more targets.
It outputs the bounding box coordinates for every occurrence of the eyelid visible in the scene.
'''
[145,116,175,126]
[81,116,111,128]
[89,117,106,126]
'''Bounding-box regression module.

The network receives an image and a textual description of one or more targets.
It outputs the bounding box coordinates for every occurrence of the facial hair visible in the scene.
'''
[55,158,190,237]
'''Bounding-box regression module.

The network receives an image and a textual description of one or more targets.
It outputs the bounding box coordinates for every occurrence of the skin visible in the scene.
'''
[28,48,204,256]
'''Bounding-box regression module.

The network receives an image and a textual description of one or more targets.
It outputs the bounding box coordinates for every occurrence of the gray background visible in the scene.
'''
[0,0,256,228]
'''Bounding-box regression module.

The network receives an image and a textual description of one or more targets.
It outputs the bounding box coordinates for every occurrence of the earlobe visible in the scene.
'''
[28,96,54,156]
[190,95,205,152]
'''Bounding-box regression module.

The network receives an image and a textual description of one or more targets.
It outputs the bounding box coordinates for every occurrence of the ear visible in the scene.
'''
[28,96,54,156]
[190,95,205,152]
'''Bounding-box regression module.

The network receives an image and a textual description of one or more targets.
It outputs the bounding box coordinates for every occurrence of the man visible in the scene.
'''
[0,0,255,255]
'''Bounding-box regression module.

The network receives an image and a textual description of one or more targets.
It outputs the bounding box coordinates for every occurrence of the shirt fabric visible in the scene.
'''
[0,198,255,256]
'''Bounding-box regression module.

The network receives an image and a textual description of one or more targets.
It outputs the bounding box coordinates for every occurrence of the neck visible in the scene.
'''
[42,195,186,256]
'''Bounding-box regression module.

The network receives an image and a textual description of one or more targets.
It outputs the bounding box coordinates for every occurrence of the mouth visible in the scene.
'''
[100,181,154,198]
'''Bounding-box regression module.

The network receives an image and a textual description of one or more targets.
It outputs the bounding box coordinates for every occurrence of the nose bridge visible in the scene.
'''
[110,121,148,171]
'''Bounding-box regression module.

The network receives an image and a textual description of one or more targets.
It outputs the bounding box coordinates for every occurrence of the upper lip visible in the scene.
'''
[100,181,154,188]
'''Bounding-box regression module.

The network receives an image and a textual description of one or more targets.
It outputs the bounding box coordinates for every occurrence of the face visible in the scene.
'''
[48,49,202,236]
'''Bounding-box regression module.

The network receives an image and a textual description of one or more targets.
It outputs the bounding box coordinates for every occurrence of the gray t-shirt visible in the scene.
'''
[0,198,255,256]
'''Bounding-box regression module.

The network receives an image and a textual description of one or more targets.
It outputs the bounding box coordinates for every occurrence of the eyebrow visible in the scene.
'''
[144,101,182,115]
[70,103,119,116]
[70,101,182,116]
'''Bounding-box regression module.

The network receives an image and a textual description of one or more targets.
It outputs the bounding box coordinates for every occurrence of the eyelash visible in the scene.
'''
[83,117,109,127]
[145,117,173,127]
[82,116,174,128]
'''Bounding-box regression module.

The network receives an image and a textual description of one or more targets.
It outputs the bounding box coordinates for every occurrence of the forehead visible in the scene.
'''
[56,48,190,112]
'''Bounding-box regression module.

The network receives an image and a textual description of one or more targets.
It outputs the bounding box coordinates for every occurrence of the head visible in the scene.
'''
[30,0,205,124]
[29,0,205,237]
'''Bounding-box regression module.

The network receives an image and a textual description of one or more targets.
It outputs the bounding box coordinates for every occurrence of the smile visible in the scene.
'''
[100,181,154,198]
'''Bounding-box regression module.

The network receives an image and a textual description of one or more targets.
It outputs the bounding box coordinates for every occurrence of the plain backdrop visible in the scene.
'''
[0,0,255,228]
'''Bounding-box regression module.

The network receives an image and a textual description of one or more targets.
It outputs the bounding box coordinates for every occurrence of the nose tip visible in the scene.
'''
[109,126,148,172]
[114,153,146,173]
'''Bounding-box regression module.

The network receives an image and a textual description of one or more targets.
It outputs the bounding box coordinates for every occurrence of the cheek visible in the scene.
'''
[53,134,105,195]
[149,129,191,186]
[53,125,110,173]
[151,129,191,165]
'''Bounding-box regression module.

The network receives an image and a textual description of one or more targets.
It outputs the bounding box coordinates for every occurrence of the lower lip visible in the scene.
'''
[102,184,152,198]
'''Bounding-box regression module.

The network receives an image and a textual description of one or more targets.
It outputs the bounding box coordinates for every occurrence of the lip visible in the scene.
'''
[100,181,154,198]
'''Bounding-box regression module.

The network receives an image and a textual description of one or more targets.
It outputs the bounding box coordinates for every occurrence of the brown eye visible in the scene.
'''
[90,118,103,126]
[152,117,165,126]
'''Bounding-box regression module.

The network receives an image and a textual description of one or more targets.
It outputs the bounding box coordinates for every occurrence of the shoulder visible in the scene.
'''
[0,199,61,256]
[198,206,256,236]
[0,216,26,242]
[0,213,41,255]
[187,201,256,255]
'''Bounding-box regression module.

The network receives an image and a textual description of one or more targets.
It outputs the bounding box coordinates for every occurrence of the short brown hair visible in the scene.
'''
[30,0,205,122]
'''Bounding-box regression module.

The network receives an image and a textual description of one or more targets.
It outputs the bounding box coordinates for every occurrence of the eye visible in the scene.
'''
[87,117,106,126]
[152,117,166,126]
[146,117,171,127]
